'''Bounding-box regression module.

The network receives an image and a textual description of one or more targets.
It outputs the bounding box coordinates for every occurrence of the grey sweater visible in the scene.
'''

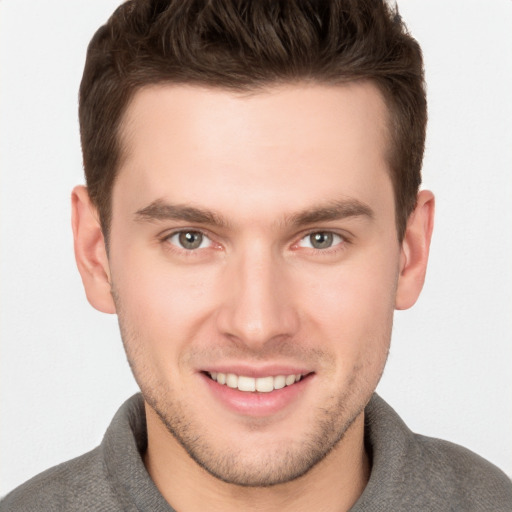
[2,394,511,511]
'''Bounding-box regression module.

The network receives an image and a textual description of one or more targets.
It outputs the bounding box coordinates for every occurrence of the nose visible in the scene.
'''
[215,244,300,349]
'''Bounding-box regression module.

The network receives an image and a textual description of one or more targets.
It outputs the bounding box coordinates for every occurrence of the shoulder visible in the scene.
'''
[409,433,512,509]
[0,394,148,512]
[359,395,512,511]
[0,447,123,512]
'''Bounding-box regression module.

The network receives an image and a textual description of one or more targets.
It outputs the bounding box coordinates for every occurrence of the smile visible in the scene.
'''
[208,372,304,393]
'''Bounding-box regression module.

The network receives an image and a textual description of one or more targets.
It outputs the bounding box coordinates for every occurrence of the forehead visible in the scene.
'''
[114,82,393,225]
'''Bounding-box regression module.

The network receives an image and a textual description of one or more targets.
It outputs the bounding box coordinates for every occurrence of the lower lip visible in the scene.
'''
[201,373,313,417]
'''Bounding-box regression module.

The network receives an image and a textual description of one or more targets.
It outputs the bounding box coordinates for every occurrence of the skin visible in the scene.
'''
[72,82,434,512]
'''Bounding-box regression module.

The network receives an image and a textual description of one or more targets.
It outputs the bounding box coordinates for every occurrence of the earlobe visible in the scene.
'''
[71,185,116,314]
[395,190,435,310]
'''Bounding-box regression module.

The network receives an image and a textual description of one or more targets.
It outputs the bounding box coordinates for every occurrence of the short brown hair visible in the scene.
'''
[79,0,426,241]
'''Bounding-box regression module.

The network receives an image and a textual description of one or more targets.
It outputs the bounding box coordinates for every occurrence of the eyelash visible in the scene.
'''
[295,231,346,251]
[159,229,350,256]
[160,229,217,257]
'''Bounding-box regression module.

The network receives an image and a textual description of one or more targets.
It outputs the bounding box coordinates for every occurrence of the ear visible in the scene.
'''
[395,190,435,310]
[71,185,116,314]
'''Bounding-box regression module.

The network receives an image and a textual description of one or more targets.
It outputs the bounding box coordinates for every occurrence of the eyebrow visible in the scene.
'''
[134,197,374,228]
[134,200,230,227]
[288,199,374,226]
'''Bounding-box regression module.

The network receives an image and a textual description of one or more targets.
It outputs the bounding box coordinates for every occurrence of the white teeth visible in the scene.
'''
[273,375,286,389]
[255,376,274,393]
[238,375,256,392]
[285,375,296,386]
[226,373,238,389]
[209,372,304,392]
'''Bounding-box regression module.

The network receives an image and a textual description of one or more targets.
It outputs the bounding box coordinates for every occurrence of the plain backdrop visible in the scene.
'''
[1,0,511,497]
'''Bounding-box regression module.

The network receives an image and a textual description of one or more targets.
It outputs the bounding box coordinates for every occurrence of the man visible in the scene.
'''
[1,0,511,510]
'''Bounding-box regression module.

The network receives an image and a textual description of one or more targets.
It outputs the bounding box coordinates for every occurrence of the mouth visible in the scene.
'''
[201,368,313,417]
[205,371,307,393]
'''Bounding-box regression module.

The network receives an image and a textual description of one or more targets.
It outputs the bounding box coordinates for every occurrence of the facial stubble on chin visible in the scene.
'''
[111,287,390,488]
[137,367,370,488]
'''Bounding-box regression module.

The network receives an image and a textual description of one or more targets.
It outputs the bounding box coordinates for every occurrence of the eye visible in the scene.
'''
[298,231,343,250]
[167,230,212,250]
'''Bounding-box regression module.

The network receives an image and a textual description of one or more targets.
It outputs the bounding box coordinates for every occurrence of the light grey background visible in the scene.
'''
[1,0,511,496]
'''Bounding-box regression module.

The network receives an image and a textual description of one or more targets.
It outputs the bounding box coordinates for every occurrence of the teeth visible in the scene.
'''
[285,375,296,386]
[226,373,238,389]
[238,375,256,392]
[273,375,286,389]
[255,376,273,393]
[208,372,304,392]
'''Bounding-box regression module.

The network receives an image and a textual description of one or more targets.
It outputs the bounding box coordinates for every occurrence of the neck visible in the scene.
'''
[144,405,370,512]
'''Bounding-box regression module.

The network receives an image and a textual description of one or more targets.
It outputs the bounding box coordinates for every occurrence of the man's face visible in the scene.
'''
[108,82,400,486]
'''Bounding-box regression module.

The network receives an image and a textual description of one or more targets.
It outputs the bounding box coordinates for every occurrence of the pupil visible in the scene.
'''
[311,232,333,249]
[179,231,202,249]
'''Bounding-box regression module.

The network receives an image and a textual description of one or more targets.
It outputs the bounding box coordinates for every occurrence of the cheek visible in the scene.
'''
[304,261,397,315]
[110,246,220,352]
[298,251,398,354]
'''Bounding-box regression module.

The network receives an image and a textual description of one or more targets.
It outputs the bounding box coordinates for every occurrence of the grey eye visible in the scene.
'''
[298,232,343,250]
[168,231,210,250]
[310,232,333,249]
